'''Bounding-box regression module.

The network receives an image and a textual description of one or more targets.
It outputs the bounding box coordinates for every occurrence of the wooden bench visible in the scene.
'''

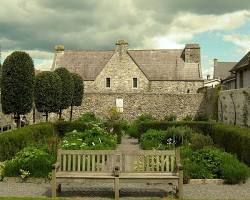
[51,149,183,199]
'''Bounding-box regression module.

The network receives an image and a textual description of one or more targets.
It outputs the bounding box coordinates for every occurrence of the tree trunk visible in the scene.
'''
[59,109,62,121]
[70,105,73,121]
[16,114,21,128]
[45,112,48,122]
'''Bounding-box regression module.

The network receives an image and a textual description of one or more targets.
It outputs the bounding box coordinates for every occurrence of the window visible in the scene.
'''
[239,71,243,88]
[133,78,138,88]
[106,78,111,88]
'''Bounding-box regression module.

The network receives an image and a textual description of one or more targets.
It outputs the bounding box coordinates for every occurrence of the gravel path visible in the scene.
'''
[0,136,249,199]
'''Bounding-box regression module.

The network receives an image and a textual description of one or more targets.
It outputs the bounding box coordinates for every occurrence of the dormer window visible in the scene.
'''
[106,78,111,88]
[133,78,138,88]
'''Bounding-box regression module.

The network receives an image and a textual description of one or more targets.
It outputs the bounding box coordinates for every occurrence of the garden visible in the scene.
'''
[0,112,249,186]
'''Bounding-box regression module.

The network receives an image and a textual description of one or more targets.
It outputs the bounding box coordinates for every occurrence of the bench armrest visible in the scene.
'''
[52,162,61,172]
[177,163,183,171]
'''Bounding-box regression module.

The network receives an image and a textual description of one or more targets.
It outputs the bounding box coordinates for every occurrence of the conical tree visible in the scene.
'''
[70,73,84,121]
[54,67,74,120]
[1,51,35,127]
[34,71,62,122]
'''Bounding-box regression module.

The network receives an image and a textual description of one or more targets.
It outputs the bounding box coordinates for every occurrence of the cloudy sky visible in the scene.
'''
[1,0,250,77]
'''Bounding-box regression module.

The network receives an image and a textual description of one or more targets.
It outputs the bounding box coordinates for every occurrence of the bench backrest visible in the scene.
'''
[57,149,179,173]
[122,150,177,173]
[58,150,121,173]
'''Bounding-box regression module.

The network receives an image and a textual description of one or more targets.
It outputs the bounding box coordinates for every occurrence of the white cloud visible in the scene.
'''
[224,34,250,54]
[147,10,250,49]
[35,59,53,71]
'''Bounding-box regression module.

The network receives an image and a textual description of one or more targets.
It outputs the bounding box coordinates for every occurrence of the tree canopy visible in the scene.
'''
[34,71,62,121]
[54,67,74,119]
[1,51,35,120]
[71,73,84,107]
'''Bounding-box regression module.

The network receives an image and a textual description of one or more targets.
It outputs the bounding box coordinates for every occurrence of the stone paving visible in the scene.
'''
[0,136,250,199]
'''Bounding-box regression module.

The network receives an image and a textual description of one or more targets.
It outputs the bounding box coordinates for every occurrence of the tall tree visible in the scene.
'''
[70,73,84,121]
[34,71,62,122]
[1,51,35,127]
[54,67,74,120]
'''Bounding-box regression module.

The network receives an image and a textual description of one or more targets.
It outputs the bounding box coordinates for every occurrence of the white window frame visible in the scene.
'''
[116,98,123,113]
[132,78,138,89]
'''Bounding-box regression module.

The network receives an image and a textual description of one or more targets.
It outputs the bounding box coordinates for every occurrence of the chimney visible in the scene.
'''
[213,58,218,79]
[54,44,65,53]
[115,40,128,56]
[182,44,200,63]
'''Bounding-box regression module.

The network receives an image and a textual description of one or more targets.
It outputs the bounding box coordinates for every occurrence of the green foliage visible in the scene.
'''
[193,113,209,121]
[181,146,250,183]
[182,115,193,121]
[140,129,166,150]
[164,114,177,121]
[4,146,54,178]
[34,71,62,115]
[211,123,250,166]
[137,121,213,140]
[77,112,100,123]
[71,73,84,107]
[54,67,74,111]
[140,127,193,150]
[136,113,155,123]
[53,121,88,137]
[0,123,54,161]
[0,63,2,89]
[190,133,213,150]
[61,124,117,150]
[221,153,250,184]
[1,51,35,117]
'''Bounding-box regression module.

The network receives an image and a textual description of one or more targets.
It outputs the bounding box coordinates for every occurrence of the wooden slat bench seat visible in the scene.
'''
[51,149,183,199]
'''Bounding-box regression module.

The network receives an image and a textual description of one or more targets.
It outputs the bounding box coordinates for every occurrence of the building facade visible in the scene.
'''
[51,40,205,120]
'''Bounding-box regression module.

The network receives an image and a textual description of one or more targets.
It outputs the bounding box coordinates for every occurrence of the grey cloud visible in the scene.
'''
[0,0,249,55]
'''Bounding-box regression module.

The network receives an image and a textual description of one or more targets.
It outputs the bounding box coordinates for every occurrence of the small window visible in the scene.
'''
[133,78,138,88]
[106,78,111,88]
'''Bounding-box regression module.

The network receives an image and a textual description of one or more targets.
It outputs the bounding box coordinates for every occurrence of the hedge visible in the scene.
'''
[0,123,54,161]
[137,121,250,166]
[53,121,88,137]
[211,123,250,166]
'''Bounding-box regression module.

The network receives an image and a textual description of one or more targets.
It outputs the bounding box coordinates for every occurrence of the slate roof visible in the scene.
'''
[230,51,250,72]
[53,48,202,81]
[214,61,237,80]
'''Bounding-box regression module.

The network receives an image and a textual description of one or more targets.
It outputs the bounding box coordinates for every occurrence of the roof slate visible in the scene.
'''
[214,61,237,80]
[230,51,250,72]
[53,48,202,81]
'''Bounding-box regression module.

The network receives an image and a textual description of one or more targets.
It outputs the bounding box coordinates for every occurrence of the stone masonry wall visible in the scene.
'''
[56,93,206,121]
[218,88,250,126]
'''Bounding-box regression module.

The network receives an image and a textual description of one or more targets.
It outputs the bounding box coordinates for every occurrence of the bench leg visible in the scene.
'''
[114,177,119,200]
[51,169,56,198]
[56,183,61,193]
[177,170,183,199]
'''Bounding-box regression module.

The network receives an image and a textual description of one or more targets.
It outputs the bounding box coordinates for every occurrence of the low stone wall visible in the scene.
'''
[218,88,250,126]
[58,92,206,121]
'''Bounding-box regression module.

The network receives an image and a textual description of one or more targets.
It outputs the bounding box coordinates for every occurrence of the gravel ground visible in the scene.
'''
[0,180,250,199]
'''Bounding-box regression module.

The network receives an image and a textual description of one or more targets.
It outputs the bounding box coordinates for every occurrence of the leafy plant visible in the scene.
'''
[182,115,193,121]
[190,132,213,150]
[164,114,177,121]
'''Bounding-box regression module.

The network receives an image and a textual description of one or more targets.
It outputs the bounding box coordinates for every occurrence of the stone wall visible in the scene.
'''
[218,88,250,126]
[55,93,207,121]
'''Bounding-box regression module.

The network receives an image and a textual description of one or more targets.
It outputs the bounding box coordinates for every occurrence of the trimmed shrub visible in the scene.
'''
[182,115,193,121]
[211,123,250,166]
[190,133,213,150]
[181,146,250,183]
[0,123,54,161]
[77,112,99,123]
[140,129,166,150]
[194,113,209,121]
[53,121,88,137]
[4,146,54,178]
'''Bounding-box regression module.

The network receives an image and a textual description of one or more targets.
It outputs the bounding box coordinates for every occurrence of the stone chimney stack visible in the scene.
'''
[213,58,218,79]
[183,44,200,63]
[54,44,65,53]
[115,40,128,56]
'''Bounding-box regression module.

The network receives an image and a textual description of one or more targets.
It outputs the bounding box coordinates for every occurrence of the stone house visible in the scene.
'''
[51,40,205,120]
[230,51,250,89]
[213,58,237,90]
